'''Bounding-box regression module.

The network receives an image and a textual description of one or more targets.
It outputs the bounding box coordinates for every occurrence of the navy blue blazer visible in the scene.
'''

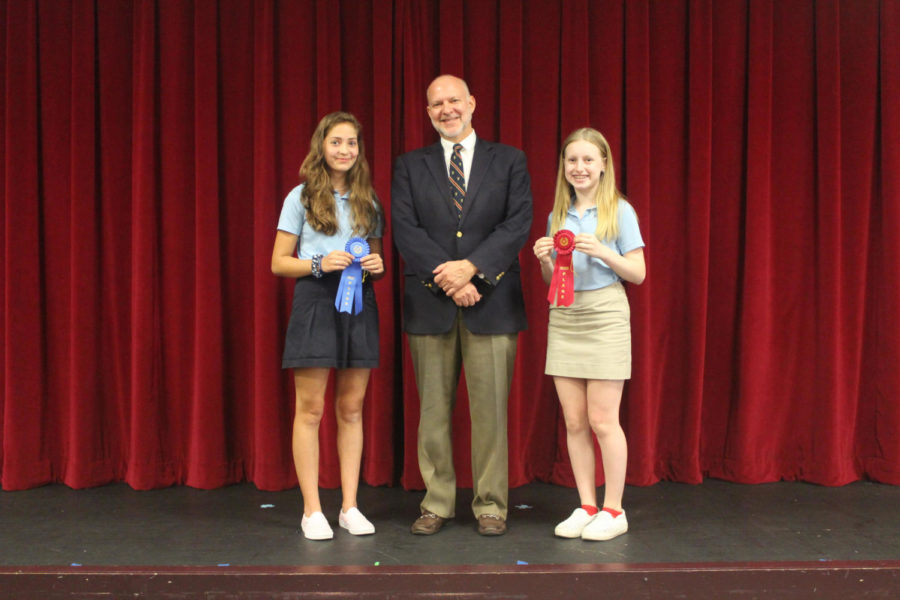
[391,137,533,335]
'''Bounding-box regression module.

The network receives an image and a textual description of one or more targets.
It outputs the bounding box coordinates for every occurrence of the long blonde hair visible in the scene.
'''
[549,128,624,241]
[298,112,380,236]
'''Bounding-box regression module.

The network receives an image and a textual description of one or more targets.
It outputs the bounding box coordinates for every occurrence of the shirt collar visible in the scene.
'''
[568,197,596,215]
[440,130,477,154]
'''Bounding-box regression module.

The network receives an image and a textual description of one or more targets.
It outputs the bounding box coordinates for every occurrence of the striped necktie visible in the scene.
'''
[449,143,466,218]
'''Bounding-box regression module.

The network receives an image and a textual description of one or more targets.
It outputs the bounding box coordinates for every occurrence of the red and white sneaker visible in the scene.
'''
[554,508,597,538]
[581,509,628,541]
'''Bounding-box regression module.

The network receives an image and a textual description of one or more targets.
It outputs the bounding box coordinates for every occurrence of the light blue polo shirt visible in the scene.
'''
[545,198,644,291]
[277,184,383,258]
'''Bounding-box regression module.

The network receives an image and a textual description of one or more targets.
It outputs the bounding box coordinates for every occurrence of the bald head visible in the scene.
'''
[426,75,471,104]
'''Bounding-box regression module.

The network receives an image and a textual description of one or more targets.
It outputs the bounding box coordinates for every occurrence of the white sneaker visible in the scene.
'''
[554,508,597,538]
[581,509,628,541]
[339,507,375,535]
[301,511,334,540]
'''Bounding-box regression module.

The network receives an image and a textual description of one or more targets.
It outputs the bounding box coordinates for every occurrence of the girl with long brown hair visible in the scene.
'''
[271,112,384,540]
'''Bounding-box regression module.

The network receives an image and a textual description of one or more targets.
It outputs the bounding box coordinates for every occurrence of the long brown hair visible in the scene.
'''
[298,112,380,236]
[549,128,625,241]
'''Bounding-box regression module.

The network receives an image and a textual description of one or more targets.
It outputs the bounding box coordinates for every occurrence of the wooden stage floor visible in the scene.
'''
[1,479,898,598]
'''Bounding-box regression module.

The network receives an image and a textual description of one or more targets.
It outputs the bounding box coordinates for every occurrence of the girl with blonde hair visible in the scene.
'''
[533,127,646,541]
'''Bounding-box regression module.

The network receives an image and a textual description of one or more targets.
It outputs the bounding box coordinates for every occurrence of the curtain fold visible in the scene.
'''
[189,0,227,489]
[127,0,162,489]
[867,0,900,482]
[620,0,654,485]
[1,0,898,492]
[248,0,288,491]
[3,0,50,490]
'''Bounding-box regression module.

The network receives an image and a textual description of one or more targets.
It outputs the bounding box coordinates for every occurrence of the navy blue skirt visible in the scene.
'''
[282,273,379,369]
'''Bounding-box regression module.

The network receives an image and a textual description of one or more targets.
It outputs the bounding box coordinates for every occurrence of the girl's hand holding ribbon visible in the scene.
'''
[533,236,555,265]
[359,252,384,276]
[321,250,354,273]
[574,233,612,261]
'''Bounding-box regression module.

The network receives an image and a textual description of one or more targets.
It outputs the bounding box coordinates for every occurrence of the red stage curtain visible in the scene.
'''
[2,0,898,491]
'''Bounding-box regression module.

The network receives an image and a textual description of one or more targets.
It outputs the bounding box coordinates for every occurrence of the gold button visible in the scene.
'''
[456,231,463,238]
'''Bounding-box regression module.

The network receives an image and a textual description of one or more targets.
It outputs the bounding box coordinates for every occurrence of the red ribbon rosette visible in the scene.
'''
[547,229,576,306]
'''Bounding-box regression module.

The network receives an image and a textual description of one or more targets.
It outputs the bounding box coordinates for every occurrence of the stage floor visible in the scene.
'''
[2,479,899,566]
[1,479,899,598]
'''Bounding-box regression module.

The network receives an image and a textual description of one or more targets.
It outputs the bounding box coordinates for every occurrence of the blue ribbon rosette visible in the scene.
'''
[335,237,369,314]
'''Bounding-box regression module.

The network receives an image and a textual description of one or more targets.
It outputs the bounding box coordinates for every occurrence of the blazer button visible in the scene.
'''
[456,231,463,238]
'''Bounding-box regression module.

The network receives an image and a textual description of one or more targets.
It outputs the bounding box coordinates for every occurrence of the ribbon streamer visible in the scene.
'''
[547,229,575,307]
[335,237,369,314]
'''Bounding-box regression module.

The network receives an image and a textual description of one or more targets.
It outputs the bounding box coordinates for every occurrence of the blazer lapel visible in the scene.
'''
[459,139,494,225]
[423,144,458,220]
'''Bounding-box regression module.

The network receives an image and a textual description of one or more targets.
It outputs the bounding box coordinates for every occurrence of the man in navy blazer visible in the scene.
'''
[392,75,533,536]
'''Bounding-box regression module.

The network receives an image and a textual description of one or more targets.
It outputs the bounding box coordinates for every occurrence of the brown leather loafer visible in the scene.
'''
[477,514,507,536]
[411,512,447,535]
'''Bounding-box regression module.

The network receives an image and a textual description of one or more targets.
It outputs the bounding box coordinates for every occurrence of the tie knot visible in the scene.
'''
[453,143,463,154]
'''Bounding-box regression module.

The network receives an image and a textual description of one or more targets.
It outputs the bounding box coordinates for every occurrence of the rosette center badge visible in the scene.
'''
[349,240,368,257]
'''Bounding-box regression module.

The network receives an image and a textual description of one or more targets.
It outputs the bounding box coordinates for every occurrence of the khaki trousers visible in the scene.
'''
[408,312,518,519]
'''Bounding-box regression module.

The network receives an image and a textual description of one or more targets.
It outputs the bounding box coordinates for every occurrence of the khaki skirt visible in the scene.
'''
[545,281,631,380]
